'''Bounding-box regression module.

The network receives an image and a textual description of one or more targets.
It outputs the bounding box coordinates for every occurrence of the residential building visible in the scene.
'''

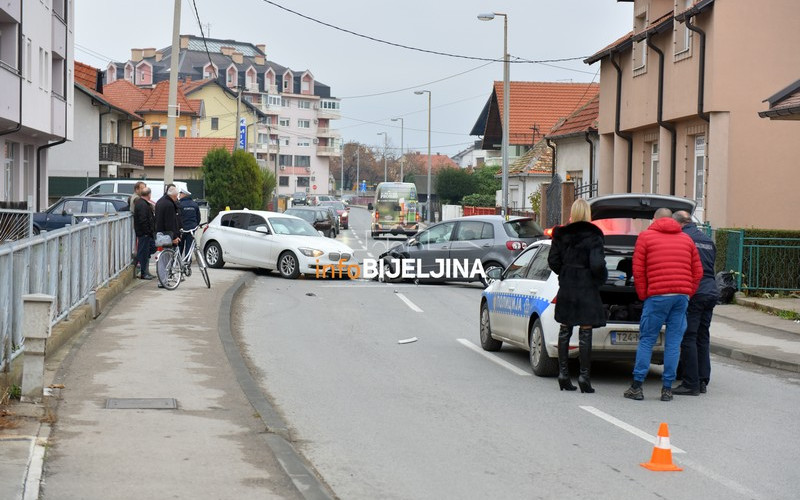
[0,0,73,210]
[545,94,600,198]
[133,136,235,180]
[49,61,144,182]
[470,81,599,169]
[452,141,486,169]
[180,78,263,143]
[759,79,800,120]
[505,139,554,212]
[586,0,800,229]
[106,35,341,196]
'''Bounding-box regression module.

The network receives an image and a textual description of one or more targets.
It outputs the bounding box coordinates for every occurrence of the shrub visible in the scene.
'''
[461,193,496,207]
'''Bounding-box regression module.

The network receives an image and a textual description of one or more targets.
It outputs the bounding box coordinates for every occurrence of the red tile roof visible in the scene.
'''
[74,61,99,90]
[494,81,599,144]
[179,78,214,94]
[547,93,600,138]
[137,80,200,115]
[103,80,151,117]
[134,137,235,168]
[509,139,553,175]
[405,152,459,173]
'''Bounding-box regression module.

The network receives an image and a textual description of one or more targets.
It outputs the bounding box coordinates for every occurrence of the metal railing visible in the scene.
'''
[0,213,134,371]
[719,229,800,292]
[99,143,145,166]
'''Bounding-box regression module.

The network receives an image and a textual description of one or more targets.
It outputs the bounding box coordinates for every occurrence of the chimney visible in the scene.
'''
[256,44,266,55]
[254,55,265,65]
[232,51,243,64]
[155,52,163,62]
[220,46,235,56]
[130,48,143,62]
[180,35,190,49]
[142,47,156,58]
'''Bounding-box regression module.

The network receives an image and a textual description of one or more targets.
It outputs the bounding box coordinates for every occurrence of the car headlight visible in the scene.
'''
[299,247,324,257]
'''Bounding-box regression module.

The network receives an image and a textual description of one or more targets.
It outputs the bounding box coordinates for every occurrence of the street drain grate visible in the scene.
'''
[105,398,178,409]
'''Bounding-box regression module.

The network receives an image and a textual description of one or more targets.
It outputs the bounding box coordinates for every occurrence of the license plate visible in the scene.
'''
[611,331,640,344]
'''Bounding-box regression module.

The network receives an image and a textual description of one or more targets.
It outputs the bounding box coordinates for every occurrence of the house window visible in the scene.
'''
[0,23,19,70]
[297,119,310,129]
[633,9,648,73]
[295,155,310,167]
[296,176,310,187]
[650,142,659,193]
[279,154,292,166]
[211,117,219,130]
[178,126,187,138]
[301,80,310,93]
[203,64,216,79]
[144,126,151,137]
[257,133,269,145]
[283,77,290,91]
[281,98,290,107]
[297,138,310,147]
[268,95,282,107]
[279,176,289,186]
[694,135,706,209]
[298,100,310,109]
[279,117,290,127]
[280,136,290,146]
[160,125,168,137]
[320,100,340,110]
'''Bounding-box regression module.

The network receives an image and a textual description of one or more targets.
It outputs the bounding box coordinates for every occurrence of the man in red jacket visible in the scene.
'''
[624,207,703,402]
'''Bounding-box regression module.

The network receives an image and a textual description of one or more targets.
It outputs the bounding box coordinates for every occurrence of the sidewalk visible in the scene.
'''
[0,267,331,500]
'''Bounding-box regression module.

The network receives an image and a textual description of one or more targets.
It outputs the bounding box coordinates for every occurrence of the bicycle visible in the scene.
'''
[155,224,211,290]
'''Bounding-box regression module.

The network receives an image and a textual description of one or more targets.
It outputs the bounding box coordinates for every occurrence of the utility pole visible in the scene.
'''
[164,0,181,184]
[269,124,278,211]
[356,148,360,194]
[340,152,344,197]
[234,88,241,150]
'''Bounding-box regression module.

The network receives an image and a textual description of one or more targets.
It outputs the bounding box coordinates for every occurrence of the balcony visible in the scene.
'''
[51,95,66,137]
[99,143,144,167]
[316,146,341,157]
[316,127,340,137]
[317,99,341,120]
[0,64,20,125]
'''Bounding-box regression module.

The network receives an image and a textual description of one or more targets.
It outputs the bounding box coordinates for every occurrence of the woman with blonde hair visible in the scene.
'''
[547,198,607,392]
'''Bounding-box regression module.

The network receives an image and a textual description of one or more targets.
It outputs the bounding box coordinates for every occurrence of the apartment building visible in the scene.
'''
[586,0,800,229]
[105,35,341,196]
[0,0,73,210]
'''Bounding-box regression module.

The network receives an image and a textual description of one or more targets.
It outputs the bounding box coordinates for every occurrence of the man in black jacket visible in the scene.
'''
[178,188,200,261]
[133,188,156,279]
[155,185,182,248]
[672,210,718,396]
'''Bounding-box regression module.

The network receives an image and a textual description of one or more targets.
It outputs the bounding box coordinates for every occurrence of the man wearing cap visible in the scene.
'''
[178,187,201,263]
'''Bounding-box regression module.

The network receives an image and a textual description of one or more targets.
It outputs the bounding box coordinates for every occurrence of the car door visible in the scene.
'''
[505,245,553,345]
[489,246,537,339]
[406,221,456,275]
[45,199,82,230]
[217,212,250,264]
[449,221,494,274]
[240,213,275,267]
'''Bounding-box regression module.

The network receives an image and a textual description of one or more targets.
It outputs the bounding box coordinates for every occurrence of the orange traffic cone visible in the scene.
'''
[640,422,682,471]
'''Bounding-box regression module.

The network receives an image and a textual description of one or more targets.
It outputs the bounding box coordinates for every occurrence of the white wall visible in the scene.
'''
[48,89,98,177]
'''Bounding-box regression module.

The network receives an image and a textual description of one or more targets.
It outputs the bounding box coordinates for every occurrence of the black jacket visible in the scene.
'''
[548,221,608,327]
[133,198,155,237]
[155,195,182,239]
[179,195,201,230]
[683,222,718,297]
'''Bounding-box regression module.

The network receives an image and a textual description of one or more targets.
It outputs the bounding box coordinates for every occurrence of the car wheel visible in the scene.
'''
[380,257,403,283]
[480,301,502,351]
[278,251,300,279]
[529,318,559,377]
[480,261,503,288]
[343,224,349,230]
[32,226,41,236]
[204,241,225,269]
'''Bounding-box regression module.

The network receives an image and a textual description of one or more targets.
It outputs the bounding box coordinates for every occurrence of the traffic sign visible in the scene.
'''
[312,184,317,190]
[238,118,246,149]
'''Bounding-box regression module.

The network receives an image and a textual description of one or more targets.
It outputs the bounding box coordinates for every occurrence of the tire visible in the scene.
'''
[32,226,41,236]
[529,318,558,376]
[156,249,182,290]
[278,251,300,279]
[480,261,503,288]
[343,224,349,230]
[479,301,502,351]
[380,258,403,283]
[196,248,211,289]
[204,241,224,268]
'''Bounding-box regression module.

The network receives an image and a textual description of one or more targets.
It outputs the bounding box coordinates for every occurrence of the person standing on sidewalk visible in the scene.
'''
[155,185,182,248]
[672,210,718,395]
[133,188,155,280]
[624,208,703,402]
[178,188,200,263]
[548,198,608,393]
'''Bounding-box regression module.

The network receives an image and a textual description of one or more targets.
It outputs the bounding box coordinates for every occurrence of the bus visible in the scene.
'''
[369,182,421,237]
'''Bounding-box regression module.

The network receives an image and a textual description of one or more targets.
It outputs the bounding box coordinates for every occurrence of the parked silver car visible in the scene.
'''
[378,215,545,286]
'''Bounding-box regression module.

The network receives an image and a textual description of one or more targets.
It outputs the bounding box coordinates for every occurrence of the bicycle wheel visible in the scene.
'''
[195,246,211,289]
[156,249,182,290]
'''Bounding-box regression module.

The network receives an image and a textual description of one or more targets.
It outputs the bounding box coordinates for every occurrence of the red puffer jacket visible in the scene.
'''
[632,217,703,300]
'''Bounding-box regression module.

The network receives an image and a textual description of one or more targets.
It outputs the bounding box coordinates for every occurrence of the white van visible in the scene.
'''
[78,179,189,201]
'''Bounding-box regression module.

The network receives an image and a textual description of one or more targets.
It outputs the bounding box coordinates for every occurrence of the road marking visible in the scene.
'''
[579,406,685,453]
[396,292,423,312]
[679,458,762,499]
[457,339,532,377]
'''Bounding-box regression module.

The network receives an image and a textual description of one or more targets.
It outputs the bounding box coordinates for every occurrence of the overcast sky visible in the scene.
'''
[75,0,633,157]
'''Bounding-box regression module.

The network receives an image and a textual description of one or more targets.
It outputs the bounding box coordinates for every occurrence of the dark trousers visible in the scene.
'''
[137,234,153,276]
[680,294,716,389]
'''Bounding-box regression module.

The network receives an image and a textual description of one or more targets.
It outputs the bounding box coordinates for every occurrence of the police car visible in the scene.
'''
[478,194,696,376]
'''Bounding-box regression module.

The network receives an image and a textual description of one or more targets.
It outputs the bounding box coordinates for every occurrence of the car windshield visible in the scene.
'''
[284,210,316,223]
[504,218,544,238]
[323,201,346,210]
[293,192,306,198]
[268,217,320,236]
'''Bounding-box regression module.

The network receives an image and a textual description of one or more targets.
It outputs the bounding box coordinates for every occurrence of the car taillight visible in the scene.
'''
[202,225,209,234]
[416,213,420,222]
[374,211,380,222]
[506,241,526,251]
[544,227,554,238]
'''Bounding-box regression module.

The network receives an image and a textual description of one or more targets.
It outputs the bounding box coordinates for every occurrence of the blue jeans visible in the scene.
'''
[633,294,689,386]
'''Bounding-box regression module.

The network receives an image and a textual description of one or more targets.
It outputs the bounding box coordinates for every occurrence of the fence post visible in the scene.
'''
[20,294,54,403]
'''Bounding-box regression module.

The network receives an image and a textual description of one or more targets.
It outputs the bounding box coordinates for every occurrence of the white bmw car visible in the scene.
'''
[479,194,696,376]
[201,209,355,279]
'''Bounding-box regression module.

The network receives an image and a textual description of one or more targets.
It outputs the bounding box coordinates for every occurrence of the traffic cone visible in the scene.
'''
[640,422,682,471]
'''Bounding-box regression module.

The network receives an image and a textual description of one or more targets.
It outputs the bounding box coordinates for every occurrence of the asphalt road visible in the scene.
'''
[235,208,800,500]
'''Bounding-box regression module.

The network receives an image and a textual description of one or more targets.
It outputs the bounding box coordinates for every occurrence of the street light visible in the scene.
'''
[377,132,388,182]
[391,117,404,181]
[478,11,509,219]
[414,90,432,223]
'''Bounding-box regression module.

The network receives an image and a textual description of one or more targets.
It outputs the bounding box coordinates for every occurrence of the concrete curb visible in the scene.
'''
[735,297,800,319]
[710,343,800,373]
[218,275,335,500]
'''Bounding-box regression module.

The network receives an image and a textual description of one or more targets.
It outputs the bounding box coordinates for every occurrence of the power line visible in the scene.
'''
[260,0,587,65]
[339,62,494,99]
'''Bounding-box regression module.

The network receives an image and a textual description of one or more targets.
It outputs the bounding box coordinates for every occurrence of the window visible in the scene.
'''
[203,64,216,79]
[633,9,648,72]
[298,100,310,109]
[320,100,340,110]
[220,213,248,229]
[283,77,290,91]
[211,118,219,130]
[504,248,537,279]
[144,126,151,137]
[694,135,706,209]
[160,125,168,138]
[62,200,83,215]
[0,23,19,69]
[280,136,290,147]
[279,176,289,186]
[455,221,489,241]
[281,97,290,107]
[650,142,659,193]
[296,176,310,188]
[86,201,114,213]
[418,222,455,245]
[297,119,310,129]
[247,214,267,231]
[51,55,65,98]
[268,95,282,107]
[279,154,292,167]
[525,246,552,281]
[674,0,693,55]
[178,126,187,138]
[297,137,310,147]
[294,155,310,167]
[257,133,269,145]
[279,117,290,127]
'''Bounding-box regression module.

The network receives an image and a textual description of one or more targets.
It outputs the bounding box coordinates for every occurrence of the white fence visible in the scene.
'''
[0,213,134,371]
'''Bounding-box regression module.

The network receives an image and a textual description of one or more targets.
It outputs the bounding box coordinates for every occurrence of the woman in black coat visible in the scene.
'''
[547,198,607,393]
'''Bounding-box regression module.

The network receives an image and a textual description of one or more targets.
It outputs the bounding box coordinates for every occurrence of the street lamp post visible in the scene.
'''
[478,12,509,219]
[414,90,432,223]
[391,117,404,181]
[377,132,388,182]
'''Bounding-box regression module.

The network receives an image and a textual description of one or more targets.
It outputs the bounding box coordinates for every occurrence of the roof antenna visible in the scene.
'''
[204,23,212,38]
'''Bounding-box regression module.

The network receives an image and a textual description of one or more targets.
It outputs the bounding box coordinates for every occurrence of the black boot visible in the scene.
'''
[557,325,576,391]
[577,327,595,393]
